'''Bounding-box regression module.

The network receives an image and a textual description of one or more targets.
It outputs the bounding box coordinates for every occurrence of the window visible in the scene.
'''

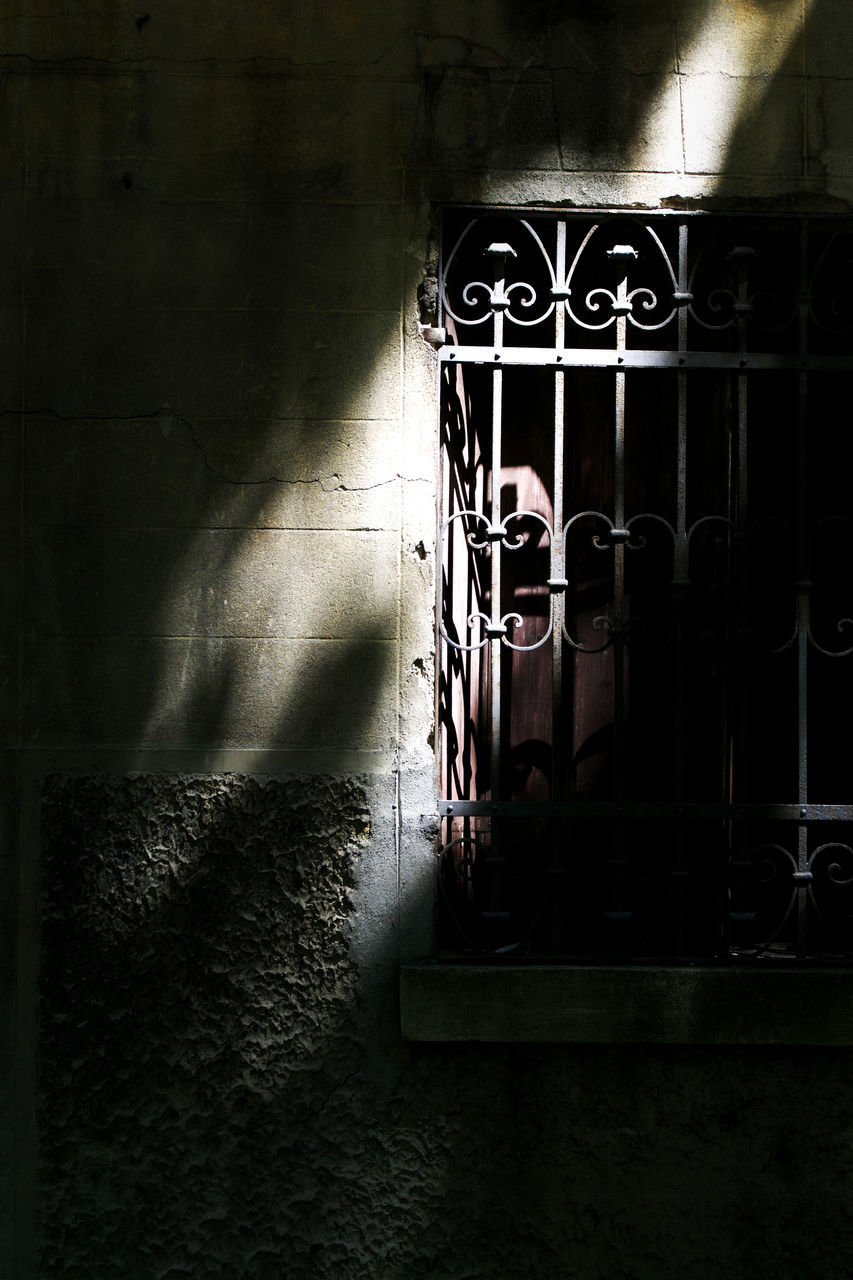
[436,209,853,964]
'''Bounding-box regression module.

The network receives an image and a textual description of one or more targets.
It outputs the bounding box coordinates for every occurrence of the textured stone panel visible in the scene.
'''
[0,846,14,1270]
[552,69,683,173]
[807,79,853,180]
[0,414,20,540]
[675,0,804,74]
[10,72,415,202]
[0,196,23,302]
[24,198,252,314]
[24,415,403,533]
[0,540,18,747]
[0,306,23,420]
[539,0,676,73]
[426,72,562,171]
[243,203,404,314]
[681,73,804,176]
[27,528,399,641]
[805,0,853,76]
[406,163,742,214]
[0,406,20,747]
[24,305,401,421]
[4,0,545,72]
[24,637,397,750]
[38,772,370,1277]
[35,763,853,1280]
[24,199,403,315]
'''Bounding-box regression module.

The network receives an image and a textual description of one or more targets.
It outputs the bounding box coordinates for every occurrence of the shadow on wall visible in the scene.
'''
[27,0,823,760]
[29,0,853,1276]
[37,772,378,1274]
[25,343,402,757]
[482,0,822,196]
[398,4,853,1280]
[25,13,409,1271]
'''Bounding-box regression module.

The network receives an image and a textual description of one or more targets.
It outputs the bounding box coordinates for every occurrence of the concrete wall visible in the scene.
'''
[3,0,853,1275]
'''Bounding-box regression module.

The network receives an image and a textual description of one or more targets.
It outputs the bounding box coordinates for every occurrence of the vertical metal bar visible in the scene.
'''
[487,245,508,811]
[796,569,809,957]
[554,217,566,355]
[732,248,750,819]
[490,365,503,803]
[549,218,568,949]
[795,218,811,955]
[552,371,565,780]
[674,219,689,755]
[611,311,628,919]
[672,222,689,952]
[613,316,627,804]
[730,318,752,956]
[552,217,567,793]
[614,375,626,534]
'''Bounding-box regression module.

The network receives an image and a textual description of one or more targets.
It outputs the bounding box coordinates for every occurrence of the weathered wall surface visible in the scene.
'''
[3,0,853,1275]
[34,772,853,1280]
[36,761,853,1278]
[39,773,373,1276]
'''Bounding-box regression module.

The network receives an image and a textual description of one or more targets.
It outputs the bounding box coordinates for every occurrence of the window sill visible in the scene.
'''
[400,963,853,1045]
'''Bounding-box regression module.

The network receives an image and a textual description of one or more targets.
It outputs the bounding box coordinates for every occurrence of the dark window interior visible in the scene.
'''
[437,211,853,962]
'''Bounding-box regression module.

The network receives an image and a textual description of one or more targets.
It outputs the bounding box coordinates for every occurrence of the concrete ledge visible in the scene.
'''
[400,964,853,1045]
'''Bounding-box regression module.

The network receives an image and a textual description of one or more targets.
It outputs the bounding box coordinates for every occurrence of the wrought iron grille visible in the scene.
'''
[437,209,853,963]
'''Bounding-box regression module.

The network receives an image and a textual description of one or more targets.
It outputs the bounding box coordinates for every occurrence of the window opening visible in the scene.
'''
[436,209,853,963]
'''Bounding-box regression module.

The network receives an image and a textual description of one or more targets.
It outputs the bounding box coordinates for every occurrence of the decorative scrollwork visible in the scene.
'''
[688,227,798,334]
[564,220,679,334]
[440,508,556,652]
[591,519,650,552]
[562,510,620,652]
[441,216,557,331]
[749,842,796,886]
[438,211,853,963]
[808,229,853,334]
[759,517,853,658]
[685,513,734,549]
[496,508,551,551]
[811,842,853,889]
[806,516,853,657]
[809,617,853,659]
[460,276,538,319]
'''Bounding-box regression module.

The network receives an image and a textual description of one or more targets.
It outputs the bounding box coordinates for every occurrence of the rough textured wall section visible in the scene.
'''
[38,773,370,1276]
[32,774,853,1280]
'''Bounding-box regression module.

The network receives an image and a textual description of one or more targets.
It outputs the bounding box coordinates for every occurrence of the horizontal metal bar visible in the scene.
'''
[439,800,853,821]
[439,346,853,372]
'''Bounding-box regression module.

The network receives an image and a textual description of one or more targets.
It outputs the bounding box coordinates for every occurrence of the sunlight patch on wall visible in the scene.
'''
[131,316,404,757]
[631,0,812,181]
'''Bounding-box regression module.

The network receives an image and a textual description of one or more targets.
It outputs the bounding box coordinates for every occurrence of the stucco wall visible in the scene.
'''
[34,774,853,1280]
[3,0,853,1274]
[38,766,853,1280]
